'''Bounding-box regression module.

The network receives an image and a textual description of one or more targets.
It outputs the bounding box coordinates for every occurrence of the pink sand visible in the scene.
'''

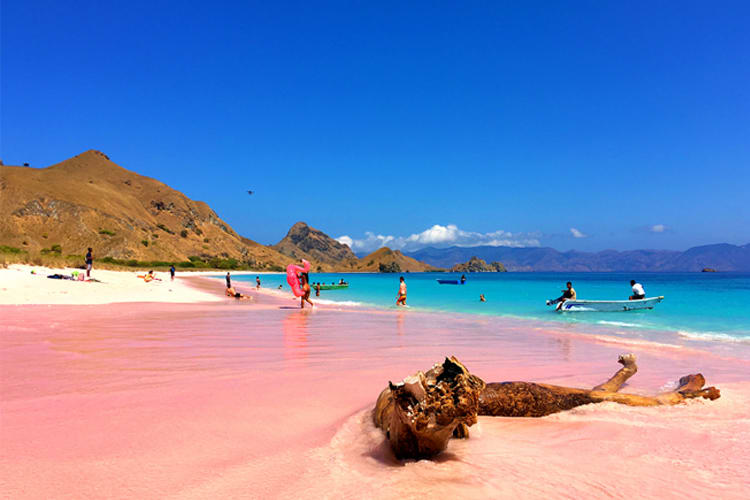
[2,287,749,498]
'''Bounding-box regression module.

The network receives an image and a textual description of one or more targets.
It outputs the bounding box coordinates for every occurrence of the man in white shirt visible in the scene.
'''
[630,280,645,300]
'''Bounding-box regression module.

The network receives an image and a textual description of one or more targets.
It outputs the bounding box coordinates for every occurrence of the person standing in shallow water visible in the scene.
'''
[170,265,175,281]
[300,273,314,308]
[396,276,407,306]
[256,276,261,289]
[85,248,93,278]
[225,272,231,289]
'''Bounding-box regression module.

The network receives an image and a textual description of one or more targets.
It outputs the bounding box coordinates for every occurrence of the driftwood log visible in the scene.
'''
[373,354,720,460]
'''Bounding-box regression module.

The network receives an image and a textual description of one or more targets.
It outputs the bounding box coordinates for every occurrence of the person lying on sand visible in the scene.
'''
[374,354,720,460]
[226,286,252,300]
[138,270,161,283]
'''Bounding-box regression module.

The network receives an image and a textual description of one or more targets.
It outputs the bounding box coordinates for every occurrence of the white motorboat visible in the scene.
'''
[553,296,664,312]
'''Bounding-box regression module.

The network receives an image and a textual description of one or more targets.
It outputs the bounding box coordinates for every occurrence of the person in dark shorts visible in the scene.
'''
[85,248,93,277]
[547,282,576,310]
[170,265,175,281]
[226,272,231,289]
[256,276,261,289]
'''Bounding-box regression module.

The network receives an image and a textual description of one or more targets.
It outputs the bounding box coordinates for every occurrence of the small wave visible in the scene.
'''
[315,298,364,307]
[597,320,642,328]
[676,330,750,344]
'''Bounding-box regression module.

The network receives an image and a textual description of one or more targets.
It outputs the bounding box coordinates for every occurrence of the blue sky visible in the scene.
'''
[2,1,748,253]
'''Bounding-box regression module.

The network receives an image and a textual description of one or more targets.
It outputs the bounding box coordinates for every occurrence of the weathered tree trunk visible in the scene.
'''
[374,354,720,460]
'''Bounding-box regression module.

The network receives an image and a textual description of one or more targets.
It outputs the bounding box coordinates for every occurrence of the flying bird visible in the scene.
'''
[247,190,254,195]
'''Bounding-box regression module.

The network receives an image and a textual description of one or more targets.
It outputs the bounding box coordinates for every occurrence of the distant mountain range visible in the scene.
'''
[404,243,750,272]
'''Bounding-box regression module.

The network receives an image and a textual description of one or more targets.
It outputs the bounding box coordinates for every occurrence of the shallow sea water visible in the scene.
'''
[2,289,749,498]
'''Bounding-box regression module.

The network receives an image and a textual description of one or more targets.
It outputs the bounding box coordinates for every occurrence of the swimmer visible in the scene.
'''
[396,276,407,306]
[480,294,486,302]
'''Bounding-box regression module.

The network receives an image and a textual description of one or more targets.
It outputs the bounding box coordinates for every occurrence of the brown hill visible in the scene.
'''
[354,247,440,272]
[0,150,291,268]
[273,221,356,269]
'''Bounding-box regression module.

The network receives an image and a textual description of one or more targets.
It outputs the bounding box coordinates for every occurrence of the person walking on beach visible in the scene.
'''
[396,276,407,306]
[629,280,645,300]
[256,276,261,289]
[85,248,93,277]
[300,273,314,308]
[170,265,175,281]
[226,272,231,289]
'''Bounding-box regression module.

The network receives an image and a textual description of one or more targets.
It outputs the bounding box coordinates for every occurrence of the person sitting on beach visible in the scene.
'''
[300,273,314,308]
[142,270,158,282]
[396,276,407,306]
[629,280,645,300]
[480,294,486,302]
[226,286,252,300]
[547,281,576,310]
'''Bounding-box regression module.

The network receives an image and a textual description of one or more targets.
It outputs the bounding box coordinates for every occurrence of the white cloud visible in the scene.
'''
[569,227,587,238]
[336,235,353,248]
[337,224,541,253]
[650,224,667,233]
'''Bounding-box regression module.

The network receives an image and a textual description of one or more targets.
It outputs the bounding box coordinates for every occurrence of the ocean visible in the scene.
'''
[231,271,750,343]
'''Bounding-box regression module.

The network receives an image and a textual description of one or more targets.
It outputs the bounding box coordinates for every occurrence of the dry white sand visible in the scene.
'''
[0,264,225,305]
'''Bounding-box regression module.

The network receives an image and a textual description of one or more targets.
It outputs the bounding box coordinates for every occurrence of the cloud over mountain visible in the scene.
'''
[336,224,541,253]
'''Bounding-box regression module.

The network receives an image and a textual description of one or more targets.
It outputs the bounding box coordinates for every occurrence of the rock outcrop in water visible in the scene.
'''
[450,256,506,272]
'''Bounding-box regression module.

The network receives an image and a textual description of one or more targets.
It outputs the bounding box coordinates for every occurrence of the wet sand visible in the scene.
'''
[2,283,749,498]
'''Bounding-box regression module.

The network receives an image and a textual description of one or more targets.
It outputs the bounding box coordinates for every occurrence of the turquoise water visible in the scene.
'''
[231,272,750,341]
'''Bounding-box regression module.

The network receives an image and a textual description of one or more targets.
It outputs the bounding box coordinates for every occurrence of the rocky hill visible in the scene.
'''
[354,247,439,272]
[450,257,506,272]
[0,150,291,268]
[273,222,356,270]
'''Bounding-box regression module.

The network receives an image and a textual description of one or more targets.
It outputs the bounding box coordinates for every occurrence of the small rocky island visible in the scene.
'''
[702,267,717,272]
[450,256,506,273]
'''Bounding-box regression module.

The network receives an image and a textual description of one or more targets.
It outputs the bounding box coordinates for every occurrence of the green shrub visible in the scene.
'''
[98,229,116,236]
[180,230,188,238]
[156,224,174,235]
[42,233,48,239]
[0,245,23,254]
[141,240,149,247]
[50,244,62,253]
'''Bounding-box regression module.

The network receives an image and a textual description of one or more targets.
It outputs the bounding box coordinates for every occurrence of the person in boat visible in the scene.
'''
[547,281,576,309]
[479,294,486,302]
[226,286,251,300]
[629,280,645,300]
[461,274,467,284]
[300,273,314,308]
[396,276,407,306]
[338,278,346,285]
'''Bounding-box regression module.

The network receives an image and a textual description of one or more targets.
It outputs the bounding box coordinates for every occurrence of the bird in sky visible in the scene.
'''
[247,190,254,195]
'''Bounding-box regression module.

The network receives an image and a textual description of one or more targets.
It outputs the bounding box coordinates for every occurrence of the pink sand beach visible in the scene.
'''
[2,277,749,499]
